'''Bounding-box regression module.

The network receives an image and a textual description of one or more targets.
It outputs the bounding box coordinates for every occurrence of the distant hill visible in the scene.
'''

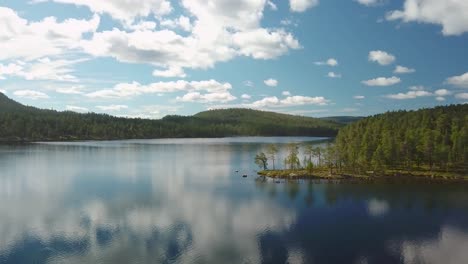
[0,93,342,141]
[320,116,365,125]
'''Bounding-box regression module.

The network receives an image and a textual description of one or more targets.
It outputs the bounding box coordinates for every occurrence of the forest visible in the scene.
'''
[0,93,341,141]
[334,104,468,174]
[254,104,468,177]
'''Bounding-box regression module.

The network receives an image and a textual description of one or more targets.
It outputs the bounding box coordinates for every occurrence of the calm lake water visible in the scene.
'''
[1,137,467,264]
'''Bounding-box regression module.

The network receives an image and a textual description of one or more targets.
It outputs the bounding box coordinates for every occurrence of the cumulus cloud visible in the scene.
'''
[354,95,365,99]
[264,78,278,87]
[327,72,342,78]
[394,65,415,74]
[176,91,236,103]
[368,50,396,65]
[33,0,172,25]
[153,67,186,78]
[0,89,6,94]
[446,72,468,88]
[290,0,319,12]
[250,95,329,108]
[55,85,85,94]
[386,0,468,36]
[0,58,83,82]
[0,7,99,61]
[4,2,301,78]
[96,105,129,111]
[159,15,192,32]
[86,79,233,100]
[66,105,88,112]
[385,90,432,99]
[13,90,49,99]
[362,76,401,86]
[355,0,384,6]
[315,58,338,66]
[241,94,251,100]
[282,91,291,96]
[434,89,452,96]
[455,93,468,100]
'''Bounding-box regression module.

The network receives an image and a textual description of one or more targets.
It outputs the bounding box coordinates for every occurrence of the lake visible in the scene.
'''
[0,137,467,264]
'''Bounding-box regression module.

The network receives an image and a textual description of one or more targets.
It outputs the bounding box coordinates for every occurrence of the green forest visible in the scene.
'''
[0,93,341,141]
[254,104,468,178]
[333,104,468,174]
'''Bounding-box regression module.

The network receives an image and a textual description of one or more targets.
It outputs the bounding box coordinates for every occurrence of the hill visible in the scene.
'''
[334,104,468,174]
[0,93,342,141]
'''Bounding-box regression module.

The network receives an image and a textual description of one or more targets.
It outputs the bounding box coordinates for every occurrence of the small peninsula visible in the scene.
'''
[254,104,468,181]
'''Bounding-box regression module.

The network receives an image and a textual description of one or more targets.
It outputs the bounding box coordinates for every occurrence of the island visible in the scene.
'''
[254,104,468,181]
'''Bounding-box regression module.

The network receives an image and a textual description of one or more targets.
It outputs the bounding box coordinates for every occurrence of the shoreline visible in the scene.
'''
[257,169,468,182]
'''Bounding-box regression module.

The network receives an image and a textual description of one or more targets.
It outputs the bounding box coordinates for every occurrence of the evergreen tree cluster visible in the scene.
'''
[334,104,468,173]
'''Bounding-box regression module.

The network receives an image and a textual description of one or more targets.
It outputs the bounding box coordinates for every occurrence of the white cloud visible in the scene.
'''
[446,72,468,88]
[96,105,129,111]
[0,58,83,82]
[176,91,236,103]
[244,80,254,87]
[55,85,85,94]
[153,67,186,78]
[386,0,468,36]
[355,0,383,6]
[250,95,329,108]
[0,7,99,61]
[315,58,338,66]
[264,78,278,87]
[436,96,446,101]
[66,105,88,112]
[282,91,291,96]
[290,0,319,12]
[353,95,365,99]
[434,89,452,96]
[34,0,172,25]
[241,94,251,100]
[394,65,415,74]
[267,1,278,11]
[327,72,341,78]
[455,93,468,100]
[232,28,301,59]
[160,15,192,32]
[368,50,396,65]
[13,90,49,99]
[82,26,299,73]
[362,76,401,86]
[409,85,425,91]
[0,89,6,94]
[385,90,433,99]
[86,79,232,99]
[128,20,157,31]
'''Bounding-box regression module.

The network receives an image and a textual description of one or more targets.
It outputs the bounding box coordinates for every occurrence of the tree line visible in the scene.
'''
[334,104,467,174]
[0,93,340,141]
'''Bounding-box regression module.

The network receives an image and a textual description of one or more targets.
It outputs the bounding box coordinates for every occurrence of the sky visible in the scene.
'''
[0,0,467,118]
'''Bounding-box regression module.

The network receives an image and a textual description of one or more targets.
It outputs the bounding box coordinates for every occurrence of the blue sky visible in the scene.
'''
[0,0,467,118]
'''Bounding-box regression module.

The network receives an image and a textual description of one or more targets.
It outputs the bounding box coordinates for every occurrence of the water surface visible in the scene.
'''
[1,137,467,264]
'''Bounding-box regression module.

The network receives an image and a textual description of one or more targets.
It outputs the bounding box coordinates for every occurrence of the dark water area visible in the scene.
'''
[0,137,467,264]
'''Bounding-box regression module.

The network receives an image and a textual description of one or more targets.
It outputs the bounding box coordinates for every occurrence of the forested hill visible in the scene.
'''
[0,93,341,141]
[334,104,468,173]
